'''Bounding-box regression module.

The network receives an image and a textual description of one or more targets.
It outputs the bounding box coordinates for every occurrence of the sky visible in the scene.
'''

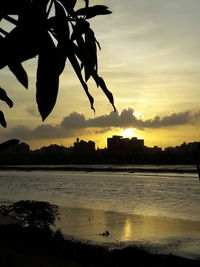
[1,0,200,149]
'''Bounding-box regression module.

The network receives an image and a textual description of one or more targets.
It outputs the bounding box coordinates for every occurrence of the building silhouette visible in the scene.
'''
[107,135,144,154]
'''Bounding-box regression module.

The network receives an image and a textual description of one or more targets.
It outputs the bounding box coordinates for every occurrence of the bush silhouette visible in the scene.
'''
[0,200,59,229]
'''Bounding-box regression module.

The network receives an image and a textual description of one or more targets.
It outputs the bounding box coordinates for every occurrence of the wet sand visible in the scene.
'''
[57,206,200,260]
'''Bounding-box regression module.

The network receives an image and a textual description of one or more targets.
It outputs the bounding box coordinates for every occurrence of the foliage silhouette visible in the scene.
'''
[0,200,60,229]
[0,0,116,127]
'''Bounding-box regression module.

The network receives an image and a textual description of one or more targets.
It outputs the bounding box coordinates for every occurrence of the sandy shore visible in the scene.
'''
[57,206,200,260]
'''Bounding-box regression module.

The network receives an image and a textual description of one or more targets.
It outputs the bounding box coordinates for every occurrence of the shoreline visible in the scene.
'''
[0,164,198,173]
[1,224,199,267]
[57,206,200,260]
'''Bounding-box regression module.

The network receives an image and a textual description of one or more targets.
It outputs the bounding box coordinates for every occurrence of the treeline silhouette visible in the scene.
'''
[0,148,198,165]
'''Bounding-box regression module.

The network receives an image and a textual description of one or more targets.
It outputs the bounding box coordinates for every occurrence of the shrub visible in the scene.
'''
[0,200,60,229]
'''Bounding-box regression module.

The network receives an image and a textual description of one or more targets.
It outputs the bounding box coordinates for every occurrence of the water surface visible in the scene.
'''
[0,166,200,259]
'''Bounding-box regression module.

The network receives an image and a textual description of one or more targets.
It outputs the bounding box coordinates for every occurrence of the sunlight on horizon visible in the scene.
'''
[121,128,136,139]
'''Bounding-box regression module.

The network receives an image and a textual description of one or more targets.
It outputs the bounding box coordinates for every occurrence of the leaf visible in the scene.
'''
[31,0,49,11]
[56,42,68,75]
[59,0,77,15]
[0,87,13,108]
[67,46,95,112]
[71,19,90,40]
[84,0,89,9]
[0,26,39,69]
[76,5,112,19]
[0,110,7,127]
[92,73,116,112]
[84,28,97,81]
[0,0,30,15]
[71,41,115,112]
[55,1,69,42]
[95,38,101,50]
[47,16,56,30]
[8,63,28,88]
[36,33,59,121]
[0,1,48,69]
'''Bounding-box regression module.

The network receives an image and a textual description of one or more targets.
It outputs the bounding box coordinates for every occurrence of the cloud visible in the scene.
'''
[1,125,76,140]
[61,113,86,129]
[1,108,200,141]
[61,108,199,130]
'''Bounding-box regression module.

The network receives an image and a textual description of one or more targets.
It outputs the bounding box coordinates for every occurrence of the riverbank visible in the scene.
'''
[57,206,200,260]
[0,224,199,267]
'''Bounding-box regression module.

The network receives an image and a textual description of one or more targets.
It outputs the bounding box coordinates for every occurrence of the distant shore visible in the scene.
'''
[0,164,198,173]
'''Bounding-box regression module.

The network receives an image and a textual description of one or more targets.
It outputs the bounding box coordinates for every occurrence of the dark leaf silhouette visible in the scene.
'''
[9,63,28,89]
[56,42,68,76]
[0,110,6,127]
[55,1,69,41]
[0,0,114,123]
[84,28,97,81]
[71,20,90,41]
[72,39,116,112]
[92,73,116,112]
[84,0,89,9]
[0,26,38,69]
[59,0,77,14]
[76,5,112,19]
[36,33,60,121]
[0,87,13,107]
[0,0,29,15]
[68,49,95,112]
[53,2,69,75]
[73,34,94,82]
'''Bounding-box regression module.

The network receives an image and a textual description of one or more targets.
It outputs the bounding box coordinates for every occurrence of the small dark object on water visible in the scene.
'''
[99,230,109,237]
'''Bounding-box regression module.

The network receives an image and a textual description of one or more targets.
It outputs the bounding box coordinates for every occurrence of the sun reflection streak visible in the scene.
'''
[122,218,132,241]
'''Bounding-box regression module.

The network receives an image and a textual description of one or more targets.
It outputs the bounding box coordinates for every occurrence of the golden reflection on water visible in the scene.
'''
[58,206,200,244]
[122,218,132,241]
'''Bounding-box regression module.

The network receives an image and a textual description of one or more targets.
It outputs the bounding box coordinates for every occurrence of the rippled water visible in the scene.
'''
[0,166,199,221]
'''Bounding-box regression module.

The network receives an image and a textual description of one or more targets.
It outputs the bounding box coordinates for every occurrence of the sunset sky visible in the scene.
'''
[1,0,200,149]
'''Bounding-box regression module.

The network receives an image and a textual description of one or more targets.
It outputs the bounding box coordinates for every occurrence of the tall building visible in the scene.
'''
[107,135,144,154]
[129,137,144,152]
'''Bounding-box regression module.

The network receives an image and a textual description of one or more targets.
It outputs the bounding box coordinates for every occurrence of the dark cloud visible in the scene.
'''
[61,112,86,129]
[60,108,199,130]
[1,124,76,140]
[1,108,199,140]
